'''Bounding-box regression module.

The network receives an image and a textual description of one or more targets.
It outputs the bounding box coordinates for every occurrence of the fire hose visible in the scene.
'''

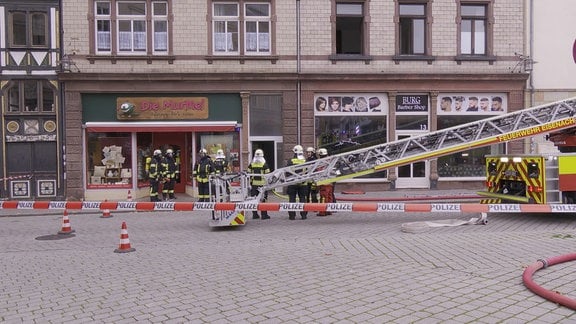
[522,253,576,310]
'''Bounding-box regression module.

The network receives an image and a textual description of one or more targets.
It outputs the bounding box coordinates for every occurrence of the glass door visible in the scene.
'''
[395,134,429,188]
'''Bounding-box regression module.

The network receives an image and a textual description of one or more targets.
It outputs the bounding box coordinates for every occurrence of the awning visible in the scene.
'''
[84,121,238,133]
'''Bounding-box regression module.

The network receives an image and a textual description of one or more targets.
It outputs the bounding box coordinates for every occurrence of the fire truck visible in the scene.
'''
[211,97,576,226]
[478,154,576,204]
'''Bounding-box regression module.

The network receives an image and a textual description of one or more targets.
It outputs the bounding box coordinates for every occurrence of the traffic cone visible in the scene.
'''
[100,208,113,218]
[58,210,75,235]
[127,190,133,202]
[114,221,135,253]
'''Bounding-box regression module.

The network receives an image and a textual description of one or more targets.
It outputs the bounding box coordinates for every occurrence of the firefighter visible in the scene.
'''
[305,147,319,203]
[148,149,164,202]
[162,148,177,200]
[193,148,214,202]
[248,149,271,220]
[287,145,309,220]
[316,148,334,216]
[213,149,229,174]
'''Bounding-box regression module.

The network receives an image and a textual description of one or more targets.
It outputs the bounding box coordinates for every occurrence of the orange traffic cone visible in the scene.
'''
[114,221,135,253]
[100,208,113,218]
[58,210,75,235]
[127,190,133,202]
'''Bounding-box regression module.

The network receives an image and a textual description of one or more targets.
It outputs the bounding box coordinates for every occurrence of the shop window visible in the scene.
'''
[398,3,427,55]
[335,2,364,55]
[136,133,153,187]
[9,10,48,47]
[436,93,507,178]
[189,132,241,184]
[93,0,169,55]
[315,94,388,180]
[86,133,132,187]
[4,80,56,113]
[211,1,271,55]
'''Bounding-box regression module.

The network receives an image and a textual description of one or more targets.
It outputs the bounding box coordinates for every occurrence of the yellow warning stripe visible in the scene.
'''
[476,191,530,203]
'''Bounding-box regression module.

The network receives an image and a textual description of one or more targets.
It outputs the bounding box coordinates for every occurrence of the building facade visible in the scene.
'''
[525,0,576,154]
[57,0,529,201]
[0,0,63,200]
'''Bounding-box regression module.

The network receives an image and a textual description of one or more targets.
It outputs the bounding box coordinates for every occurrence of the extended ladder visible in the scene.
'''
[210,97,576,226]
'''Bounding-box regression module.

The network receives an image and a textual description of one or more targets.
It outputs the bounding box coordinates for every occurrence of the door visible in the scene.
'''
[395,134,429,188]
[153,132,186,193]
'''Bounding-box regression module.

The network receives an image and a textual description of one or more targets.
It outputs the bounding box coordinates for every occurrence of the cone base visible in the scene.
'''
[58,229,76,235]
[114,247,136,253]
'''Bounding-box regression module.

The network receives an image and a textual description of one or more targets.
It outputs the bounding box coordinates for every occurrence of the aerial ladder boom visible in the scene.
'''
[210,97,576,226]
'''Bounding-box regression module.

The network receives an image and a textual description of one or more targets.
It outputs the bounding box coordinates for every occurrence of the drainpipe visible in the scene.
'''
[527,0,536,153]
[58,0,67,199]
[296,0,302,144]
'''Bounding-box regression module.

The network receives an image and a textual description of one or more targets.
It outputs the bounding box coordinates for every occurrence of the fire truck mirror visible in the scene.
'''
[527,163,539,178]
[488,162,498,176]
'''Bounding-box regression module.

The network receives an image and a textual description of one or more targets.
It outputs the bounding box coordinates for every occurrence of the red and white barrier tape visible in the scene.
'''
[1,200,575,213]
[0,175,32,182]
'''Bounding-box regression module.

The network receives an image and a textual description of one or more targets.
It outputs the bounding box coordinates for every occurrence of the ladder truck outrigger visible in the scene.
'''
[209,97,576,227]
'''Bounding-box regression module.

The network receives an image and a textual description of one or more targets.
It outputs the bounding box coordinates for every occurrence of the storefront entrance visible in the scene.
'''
[153,132,187,193]
[395,134,429,188]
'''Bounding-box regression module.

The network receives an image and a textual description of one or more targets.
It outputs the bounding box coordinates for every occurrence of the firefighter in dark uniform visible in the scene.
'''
[305,147,319,203]
[162,148,177,200]
[193,148,214,202]
[287,145,309,220]
[213,149,229,174]
[148,149,164,202]
[248,149,271,220]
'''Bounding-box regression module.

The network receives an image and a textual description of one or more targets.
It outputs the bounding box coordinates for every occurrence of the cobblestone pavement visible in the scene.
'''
[2,193,576,323]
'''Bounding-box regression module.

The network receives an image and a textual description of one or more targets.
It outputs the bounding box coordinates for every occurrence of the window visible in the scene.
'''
[87,133,132,187]
[93,1,169,55]
[4,81,55,113]
[336,3,364,55]
[9,10,48,47]
[460,4,486,55]
[398,3,426,55]
[212,1,271,55]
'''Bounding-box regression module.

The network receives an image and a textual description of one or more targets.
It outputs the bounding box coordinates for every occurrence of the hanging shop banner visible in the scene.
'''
[314,94,388,115]
[437,93,508,115]
[116,97,209,120]
[396,95,429,112]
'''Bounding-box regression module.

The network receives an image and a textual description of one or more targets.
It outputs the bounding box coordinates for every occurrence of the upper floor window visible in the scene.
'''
[460,4,486,55]
[212,1,271,55]
[9,11,48,48]
[5,80,55,113]
[398,4,427,55]
[335,3,364,55]
[93,0,169,55]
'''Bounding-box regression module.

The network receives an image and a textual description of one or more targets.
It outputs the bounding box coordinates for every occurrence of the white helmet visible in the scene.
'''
[318,148,328,157]
[255,149,264,157]
[216,149,225,159]
[199,148,207,155]
[166,149,173,155]
[293,145,304,154]
[153,149,162,156]
[306,147,315,153]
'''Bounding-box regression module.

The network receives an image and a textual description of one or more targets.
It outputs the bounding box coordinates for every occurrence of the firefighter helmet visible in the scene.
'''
[255,149,264,157]
[216,149,225,159]
[166,149,173,155]
[293,145,304,154]
[306,147,315,153]
[318,148,328,157]
[199,148,207,155]
[153,149,162,156]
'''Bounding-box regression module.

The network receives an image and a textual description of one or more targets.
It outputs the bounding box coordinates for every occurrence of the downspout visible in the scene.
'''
[528,0,535,153]
[58,0,67,199]
[296,0,301,144]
